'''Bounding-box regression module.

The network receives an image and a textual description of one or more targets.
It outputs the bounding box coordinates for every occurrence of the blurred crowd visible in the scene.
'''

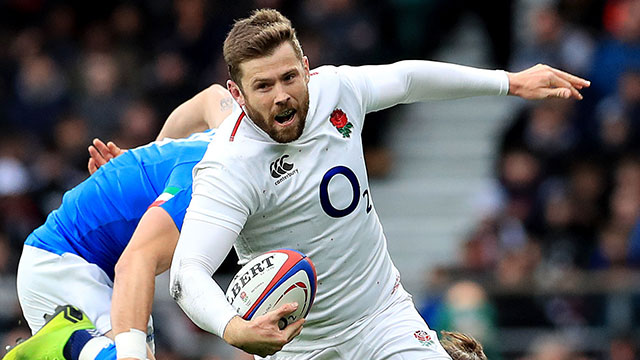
[0,0,639,358]
[420,0,640,359]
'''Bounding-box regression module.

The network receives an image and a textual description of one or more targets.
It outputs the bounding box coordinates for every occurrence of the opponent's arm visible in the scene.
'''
[88,85,232,174]
[170,196,304,357]
[111,206,179,360]
[156,84,233,140]
[351,61,589,113]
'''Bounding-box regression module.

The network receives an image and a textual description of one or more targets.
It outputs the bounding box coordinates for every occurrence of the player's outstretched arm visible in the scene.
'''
[156,84,233,140]
[223,304,305,357]
[350,61,589,115]
[111,206,179,360]
[507,63,590,100]
[87,138,125,175]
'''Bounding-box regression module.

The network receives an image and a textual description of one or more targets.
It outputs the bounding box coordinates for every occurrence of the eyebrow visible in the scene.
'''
[251,78,272,85]
[250,67,299,85]
[282,69,297,78]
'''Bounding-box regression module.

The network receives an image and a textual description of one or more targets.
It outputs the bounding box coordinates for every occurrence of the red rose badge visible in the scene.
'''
[329,109,353,138]
[413,330,435,347]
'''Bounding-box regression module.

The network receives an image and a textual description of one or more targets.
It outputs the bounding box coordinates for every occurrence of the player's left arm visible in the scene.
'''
[111,206,179,360]
[344,61,590,114]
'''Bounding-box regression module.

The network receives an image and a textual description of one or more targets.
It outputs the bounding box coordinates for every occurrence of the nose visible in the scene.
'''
[274,83,291,106]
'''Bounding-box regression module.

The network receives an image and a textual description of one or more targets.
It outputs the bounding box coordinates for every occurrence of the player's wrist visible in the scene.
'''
[222,315,247,346]
[506,72,521,96]
[115,328,147,360]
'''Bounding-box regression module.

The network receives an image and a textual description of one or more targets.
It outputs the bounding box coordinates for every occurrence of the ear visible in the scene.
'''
[303,56,311,82]
[227,80,245,107]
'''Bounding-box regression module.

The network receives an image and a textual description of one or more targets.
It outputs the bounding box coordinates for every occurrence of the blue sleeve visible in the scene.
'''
[156,163,196,231]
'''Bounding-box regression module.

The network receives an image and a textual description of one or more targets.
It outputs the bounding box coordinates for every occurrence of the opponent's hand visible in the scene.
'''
[223,303,305,357]
[88,138,126,175]
[507,64,590,100]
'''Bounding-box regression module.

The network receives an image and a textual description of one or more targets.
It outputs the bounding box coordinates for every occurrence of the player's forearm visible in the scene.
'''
[170,261,239,337]
[169,217,239,338]
[361,60,509,111]
[156,84,232,140]
[111,253,156,360]
[112,254,156,335]
[156,100,209,140]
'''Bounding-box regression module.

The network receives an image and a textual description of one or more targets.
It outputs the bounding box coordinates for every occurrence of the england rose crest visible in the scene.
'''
[329,109,353,138]
[413,330,435,347]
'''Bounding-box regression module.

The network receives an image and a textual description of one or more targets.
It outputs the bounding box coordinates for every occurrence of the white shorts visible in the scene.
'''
[262,290,452,360]
[17,245,115,335]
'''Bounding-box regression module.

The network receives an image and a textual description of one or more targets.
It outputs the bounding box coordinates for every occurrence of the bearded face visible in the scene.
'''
[228,42,311,143]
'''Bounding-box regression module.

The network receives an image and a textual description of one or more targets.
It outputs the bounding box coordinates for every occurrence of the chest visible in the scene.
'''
[240,121,373,249]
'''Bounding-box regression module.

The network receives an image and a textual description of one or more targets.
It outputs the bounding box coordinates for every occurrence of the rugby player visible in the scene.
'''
[168,8,589,360]
[2,89,486,360]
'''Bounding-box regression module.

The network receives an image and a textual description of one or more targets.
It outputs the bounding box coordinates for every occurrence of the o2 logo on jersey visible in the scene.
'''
[319,166,372,218]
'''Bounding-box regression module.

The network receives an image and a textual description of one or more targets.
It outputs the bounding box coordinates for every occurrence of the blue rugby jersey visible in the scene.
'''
[24,130,215,280]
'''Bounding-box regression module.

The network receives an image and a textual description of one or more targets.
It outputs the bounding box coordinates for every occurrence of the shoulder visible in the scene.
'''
[307,65,365,112]
[309,65,370,97]
[191,137,265,209]
[309,65,344,85]
[311,64,367,80]
[197,125,269,183]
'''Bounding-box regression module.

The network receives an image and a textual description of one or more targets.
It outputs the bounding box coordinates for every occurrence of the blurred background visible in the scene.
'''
[0,0,639,358]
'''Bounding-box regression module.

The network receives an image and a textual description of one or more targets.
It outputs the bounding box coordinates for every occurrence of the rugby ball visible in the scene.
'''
[225,249,317,329]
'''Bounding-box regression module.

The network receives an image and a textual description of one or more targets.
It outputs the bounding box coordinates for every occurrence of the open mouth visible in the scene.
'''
[274,108,297,125]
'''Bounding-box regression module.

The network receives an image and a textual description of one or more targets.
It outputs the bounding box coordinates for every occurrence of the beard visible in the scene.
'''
[244,96,309,144]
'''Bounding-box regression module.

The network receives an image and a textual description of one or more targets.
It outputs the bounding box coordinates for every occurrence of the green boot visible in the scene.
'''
[3,305,96,360]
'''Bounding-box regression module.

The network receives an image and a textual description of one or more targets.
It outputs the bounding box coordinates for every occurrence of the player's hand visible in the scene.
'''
[223,302,305,357]
[88,138,126,175]
[507,64,590,100]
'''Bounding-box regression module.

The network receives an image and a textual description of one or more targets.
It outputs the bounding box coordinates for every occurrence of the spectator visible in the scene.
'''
[608,333,637,360]
[523,334,583,360]
[8,52,70,141]
[511,3,594,76]
[75,52,128,140]
[589,0,640,101]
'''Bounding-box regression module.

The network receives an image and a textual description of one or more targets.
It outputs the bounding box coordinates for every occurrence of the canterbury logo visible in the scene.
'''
[270,155,294,178]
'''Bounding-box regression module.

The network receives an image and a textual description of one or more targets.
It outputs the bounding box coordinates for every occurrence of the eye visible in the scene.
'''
[284,73,296,82]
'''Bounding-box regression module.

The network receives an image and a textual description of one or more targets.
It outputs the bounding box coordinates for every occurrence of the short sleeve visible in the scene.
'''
[149,162,198,230]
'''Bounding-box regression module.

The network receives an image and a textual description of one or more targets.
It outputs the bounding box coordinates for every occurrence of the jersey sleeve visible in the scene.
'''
[182,157,256,235]
[170,218,239,338]
[336,60,509,114]
[150,162,199,230]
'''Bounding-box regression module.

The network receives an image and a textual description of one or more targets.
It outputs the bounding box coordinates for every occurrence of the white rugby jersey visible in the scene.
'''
[172,61,509,352]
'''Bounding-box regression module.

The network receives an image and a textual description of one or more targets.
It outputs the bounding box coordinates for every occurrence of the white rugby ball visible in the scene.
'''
[225,249,317,329]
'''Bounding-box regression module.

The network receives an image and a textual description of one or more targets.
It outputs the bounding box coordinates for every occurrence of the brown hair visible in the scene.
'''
[440,331,488,360]
[223,8,304,86]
